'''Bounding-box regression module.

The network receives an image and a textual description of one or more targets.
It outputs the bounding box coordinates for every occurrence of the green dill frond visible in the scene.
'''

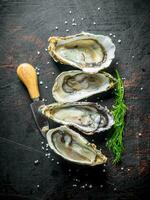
[106,70,127,164]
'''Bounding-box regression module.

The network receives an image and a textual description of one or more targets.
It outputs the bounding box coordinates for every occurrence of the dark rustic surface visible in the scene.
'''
[0,0,150,200]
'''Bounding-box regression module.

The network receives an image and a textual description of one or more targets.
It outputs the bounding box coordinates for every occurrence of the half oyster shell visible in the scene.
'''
[40,102,114,135]
[46,126,107,166]
[52,70,116,103]
[48,32,115,73]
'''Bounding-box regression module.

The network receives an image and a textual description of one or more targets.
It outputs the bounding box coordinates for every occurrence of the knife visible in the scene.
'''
[17,63,49,137]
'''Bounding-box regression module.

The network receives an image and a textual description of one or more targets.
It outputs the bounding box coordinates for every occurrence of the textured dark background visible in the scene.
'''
[0,0,150,200]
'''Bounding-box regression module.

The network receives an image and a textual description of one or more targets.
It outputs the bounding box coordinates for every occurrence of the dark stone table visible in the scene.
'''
[0,0,150,199]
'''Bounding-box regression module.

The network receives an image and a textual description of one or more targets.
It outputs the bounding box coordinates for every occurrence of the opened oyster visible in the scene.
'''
[48,32,115,73]
[40,102,114,135]
[46,126,107,166]
[52,70,116,103]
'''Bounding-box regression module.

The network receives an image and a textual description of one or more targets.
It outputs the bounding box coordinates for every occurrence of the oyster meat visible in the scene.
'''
[52,70,116,103]
[46,126,107,166]
[40,102,114,135]
[48,32,115,73]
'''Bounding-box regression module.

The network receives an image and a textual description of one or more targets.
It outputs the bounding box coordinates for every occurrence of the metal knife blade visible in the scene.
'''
[30,99,49,137]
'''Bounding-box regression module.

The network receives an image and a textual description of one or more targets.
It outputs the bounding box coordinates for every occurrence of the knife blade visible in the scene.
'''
[17,63,49,137]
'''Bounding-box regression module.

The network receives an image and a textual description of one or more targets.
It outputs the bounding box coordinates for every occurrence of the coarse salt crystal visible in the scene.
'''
[34,160,39,164]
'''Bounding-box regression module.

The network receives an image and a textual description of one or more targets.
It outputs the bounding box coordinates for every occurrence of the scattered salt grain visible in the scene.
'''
[65,21,68,24]
[81,17,84,20]
[34,160,39,164]
[109,33,112,36]
[93,21,96,25]
[39,81,43,85]
[45,48,47,51]
[37,185,40,188]
[46,144,49,147]
[72,23,77,26]
[89,184,93,188]
[66,29,69,32]
[55,26,58,30]
[47,61,49,64]
[121,167,124,170]
[113,35,116,38]
[37,72,40,76]
[138,133,142,136]
[72,18,75,22]
[140,87,143,91]
[51,158,54,161]
[45,85,48,89]
[113,187,117,191]
[72,184,77,187]
[41,146,44,150]
[102,169,106,172]
[116,62,119,65]
[57,161,60,165]
[41,141,44,144]
[98,7,100,11]
[118,39,121,43]
[100,184,103,188]
[132,55,135,58]
[37,51,40,55]
[69,10,72,14]
[52,72,55,75]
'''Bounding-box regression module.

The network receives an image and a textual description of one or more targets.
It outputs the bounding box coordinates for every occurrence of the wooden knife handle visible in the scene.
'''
[17,63,40,100]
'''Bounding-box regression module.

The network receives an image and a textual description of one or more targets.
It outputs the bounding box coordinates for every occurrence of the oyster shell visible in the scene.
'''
[46,126,107,166]
[52,70,116,103]
[48,32,115,73]
[40,102,114,135]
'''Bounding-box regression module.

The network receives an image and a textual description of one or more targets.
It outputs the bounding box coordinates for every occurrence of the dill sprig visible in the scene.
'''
[106,70,127,164]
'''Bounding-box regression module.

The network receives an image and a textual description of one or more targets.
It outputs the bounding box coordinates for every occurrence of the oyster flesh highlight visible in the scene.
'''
[39,102,114,135]
[46,126,107,166]
[48,32,115,73]
[52,70,116,103]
